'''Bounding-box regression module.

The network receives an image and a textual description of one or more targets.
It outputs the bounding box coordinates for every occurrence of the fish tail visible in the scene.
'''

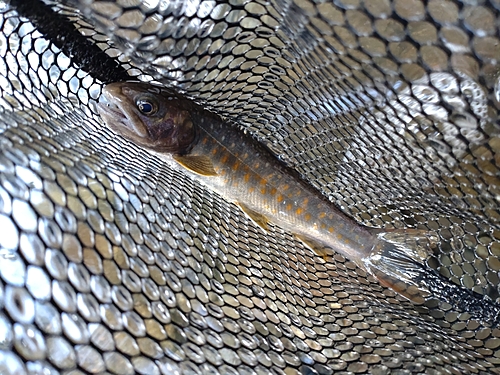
[363,229,438,304]
[365,228,500,327]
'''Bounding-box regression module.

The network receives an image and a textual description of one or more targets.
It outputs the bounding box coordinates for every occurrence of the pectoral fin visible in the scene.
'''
[237,203,269,231]
[174,155,217,176]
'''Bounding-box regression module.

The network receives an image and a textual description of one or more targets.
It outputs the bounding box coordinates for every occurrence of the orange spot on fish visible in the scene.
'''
[261,187,266,194]
[286,203,292,211]
[328,227,334,233]
[260,178,267,185]
[319,212,326,219]
[336,233,343,240]
[212,148,218,155]
[282,184,289,191]
[304,213,311,221]
[232,161,240,171]
[202,138,208,145]
[277,194,284,203]
[249,187,255,193]
[269,187,277,195]
[221,154,229,163]
[244,173,250,183]
[296,207,303,215]
[302,198,308,206]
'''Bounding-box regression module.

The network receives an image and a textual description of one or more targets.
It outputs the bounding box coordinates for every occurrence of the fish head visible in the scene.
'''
[98,82,196,153]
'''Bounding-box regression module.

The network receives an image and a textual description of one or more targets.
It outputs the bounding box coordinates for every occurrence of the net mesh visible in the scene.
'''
[1,0,500,373]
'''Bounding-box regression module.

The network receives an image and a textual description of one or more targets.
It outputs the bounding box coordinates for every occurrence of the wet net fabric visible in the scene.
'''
[0,0,500,374]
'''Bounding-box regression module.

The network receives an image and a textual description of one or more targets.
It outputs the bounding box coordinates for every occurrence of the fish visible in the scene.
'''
[96,82,451,306]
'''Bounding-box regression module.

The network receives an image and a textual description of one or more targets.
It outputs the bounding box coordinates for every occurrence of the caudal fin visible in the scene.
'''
[365,228,500,327]
[363,229,438,304]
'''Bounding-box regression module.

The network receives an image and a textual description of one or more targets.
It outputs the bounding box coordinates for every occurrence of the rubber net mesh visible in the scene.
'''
[0,0,500,374]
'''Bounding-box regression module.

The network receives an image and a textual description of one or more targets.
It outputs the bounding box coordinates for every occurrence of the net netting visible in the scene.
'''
[1,0,500,373]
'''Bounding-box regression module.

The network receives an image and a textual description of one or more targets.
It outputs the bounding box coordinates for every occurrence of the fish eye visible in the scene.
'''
[136,98,158,115]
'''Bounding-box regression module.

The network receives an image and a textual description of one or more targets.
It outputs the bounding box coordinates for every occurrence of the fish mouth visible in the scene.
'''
[97,85,149,137]
[97,100,130,134]
[97,101,125,121]
[97,87,126,122]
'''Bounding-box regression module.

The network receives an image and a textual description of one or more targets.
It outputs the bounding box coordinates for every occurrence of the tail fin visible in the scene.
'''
[365,229,500,327]
[363,229,438,304]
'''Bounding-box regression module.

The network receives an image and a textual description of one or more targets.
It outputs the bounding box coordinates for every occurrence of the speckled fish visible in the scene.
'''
[98,82,438,302]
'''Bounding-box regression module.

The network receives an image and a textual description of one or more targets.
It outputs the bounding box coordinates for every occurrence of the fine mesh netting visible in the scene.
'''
[1,0,500,374]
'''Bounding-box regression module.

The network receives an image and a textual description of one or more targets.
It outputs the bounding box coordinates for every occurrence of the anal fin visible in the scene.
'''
[237,203,269,231]
[174,154,217,176]
[295,235,333,262]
